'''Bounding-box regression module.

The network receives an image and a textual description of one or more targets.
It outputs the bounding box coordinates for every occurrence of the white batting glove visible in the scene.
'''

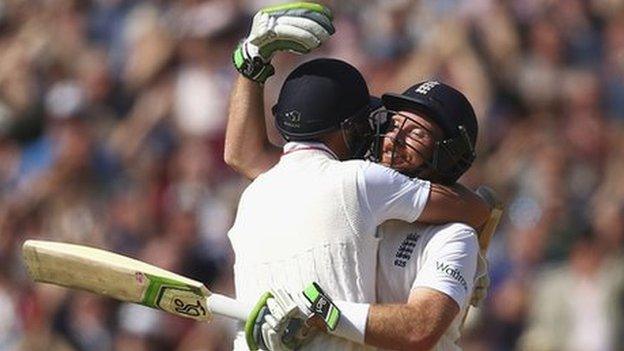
[470,253,490,307]
[265,288,318,351]
[245,283,340,350]
[232,2,335,83]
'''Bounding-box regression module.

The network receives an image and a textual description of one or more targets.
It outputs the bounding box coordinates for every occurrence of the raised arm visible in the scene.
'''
[223,2,335,179]
[224,76,281,179]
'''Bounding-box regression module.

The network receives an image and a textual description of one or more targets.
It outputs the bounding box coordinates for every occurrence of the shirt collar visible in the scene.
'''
[282,141,339,160]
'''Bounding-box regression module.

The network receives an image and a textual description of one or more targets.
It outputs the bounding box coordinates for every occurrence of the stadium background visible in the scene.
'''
[1,0,623,350]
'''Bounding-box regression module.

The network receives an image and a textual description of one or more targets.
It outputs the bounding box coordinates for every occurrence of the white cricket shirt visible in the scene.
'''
[229,141,431,351]
[376,221,480,351]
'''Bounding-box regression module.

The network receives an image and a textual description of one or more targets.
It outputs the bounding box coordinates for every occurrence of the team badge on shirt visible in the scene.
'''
[394,233,419,267]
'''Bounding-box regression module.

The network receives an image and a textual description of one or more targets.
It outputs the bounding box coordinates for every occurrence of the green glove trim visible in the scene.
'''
[261,2,333,20]
[233,46,245,68]
[260,2,334,35]
[245,291,273,350]
[303,283,320,302]
[232,43,275,84]
[258,40,309,61]
[303,282,341,331]
[327,304,340,330]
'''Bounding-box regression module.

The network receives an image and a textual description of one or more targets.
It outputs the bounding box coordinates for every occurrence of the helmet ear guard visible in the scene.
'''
[367,109,391,163]
[428,125,476,185]
[340,100,383,159]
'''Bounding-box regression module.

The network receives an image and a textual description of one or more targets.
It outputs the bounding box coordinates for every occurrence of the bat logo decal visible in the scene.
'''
[173,298,206,317]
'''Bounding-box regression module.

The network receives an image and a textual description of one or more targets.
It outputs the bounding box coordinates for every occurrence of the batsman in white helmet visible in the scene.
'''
[225,3,490,350]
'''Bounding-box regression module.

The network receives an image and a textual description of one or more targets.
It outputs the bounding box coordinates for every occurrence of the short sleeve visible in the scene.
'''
[412,228,479,308]
[357,162,431,226]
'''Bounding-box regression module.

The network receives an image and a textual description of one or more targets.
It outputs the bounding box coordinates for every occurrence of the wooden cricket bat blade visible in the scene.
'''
[475,186,504,252]
[22,240,250,322]
[460,186,505,330]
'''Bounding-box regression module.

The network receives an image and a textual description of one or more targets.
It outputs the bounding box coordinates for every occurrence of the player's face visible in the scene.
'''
[380,111,443,173]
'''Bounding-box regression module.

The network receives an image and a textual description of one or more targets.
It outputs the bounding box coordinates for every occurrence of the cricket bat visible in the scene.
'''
[22,240,250,322]
[474,185,504,254]
[461,185,504,328]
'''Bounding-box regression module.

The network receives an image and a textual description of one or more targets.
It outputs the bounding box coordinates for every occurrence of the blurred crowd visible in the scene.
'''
[1,0,624,350]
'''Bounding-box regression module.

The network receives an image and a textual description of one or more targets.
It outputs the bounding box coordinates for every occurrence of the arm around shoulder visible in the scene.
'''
[417,182,490,229]
[359,164,488,229]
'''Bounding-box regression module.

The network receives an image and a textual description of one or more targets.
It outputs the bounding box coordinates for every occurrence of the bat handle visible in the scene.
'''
[208,293,252,321]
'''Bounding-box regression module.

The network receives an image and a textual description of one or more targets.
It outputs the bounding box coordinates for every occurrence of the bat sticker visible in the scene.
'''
[173,298,207,317]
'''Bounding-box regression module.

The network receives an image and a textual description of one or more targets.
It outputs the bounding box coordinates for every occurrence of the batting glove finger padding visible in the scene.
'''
[246,288,313,350]
[272,16,331,45]
[262,6,334,34]
[249,15,331,56]
[262,321,289,351]
[270,288,315,350]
